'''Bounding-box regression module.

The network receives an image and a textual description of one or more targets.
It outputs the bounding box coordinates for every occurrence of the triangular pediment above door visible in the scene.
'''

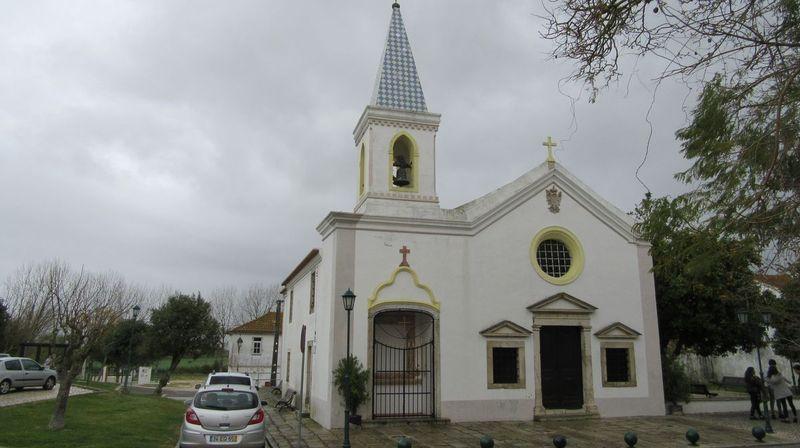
[593,322,641,339]
[526,292,597,315]
[479,320,532,338]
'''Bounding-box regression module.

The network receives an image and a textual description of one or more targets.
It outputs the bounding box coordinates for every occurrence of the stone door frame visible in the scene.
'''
[527,293,598,419]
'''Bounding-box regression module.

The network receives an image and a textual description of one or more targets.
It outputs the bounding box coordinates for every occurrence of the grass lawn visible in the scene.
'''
[0,382,186,448]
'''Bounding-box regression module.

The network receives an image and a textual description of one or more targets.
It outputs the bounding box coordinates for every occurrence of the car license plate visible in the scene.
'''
[207,434,240,444]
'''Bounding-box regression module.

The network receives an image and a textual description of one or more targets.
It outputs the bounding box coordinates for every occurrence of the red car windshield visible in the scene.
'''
[194,390,258,411]
[208,376,251,386]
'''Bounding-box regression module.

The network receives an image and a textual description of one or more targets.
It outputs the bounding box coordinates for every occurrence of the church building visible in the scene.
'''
[278,4,665,428]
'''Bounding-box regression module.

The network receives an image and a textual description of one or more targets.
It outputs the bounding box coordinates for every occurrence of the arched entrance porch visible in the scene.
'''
[368,307,438,419]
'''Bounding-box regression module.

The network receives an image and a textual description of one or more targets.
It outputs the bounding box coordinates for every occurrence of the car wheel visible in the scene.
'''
[0,380,10,395]
[43,377,56,390]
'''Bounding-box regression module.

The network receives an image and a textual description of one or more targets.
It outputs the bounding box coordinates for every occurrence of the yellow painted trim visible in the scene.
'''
[368,266,439,310]
[358,143,366,197]
[530,226,584,285]
[388,131,419,193]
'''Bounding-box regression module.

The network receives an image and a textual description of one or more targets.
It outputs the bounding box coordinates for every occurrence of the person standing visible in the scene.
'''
[745,367,764,420]
[767,365,797,423]
[767,359,778,418]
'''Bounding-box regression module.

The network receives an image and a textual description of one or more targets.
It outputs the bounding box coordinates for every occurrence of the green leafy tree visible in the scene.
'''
[100,319,153,371]
[771,264,800,360]
[634,194,764,358]
[148,293,221,394]
[332,356,370,415]
[543,1,800,266]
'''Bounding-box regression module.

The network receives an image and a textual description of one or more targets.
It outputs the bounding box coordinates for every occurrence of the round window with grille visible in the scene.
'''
[535,239,572,278]
[530,227,584,285]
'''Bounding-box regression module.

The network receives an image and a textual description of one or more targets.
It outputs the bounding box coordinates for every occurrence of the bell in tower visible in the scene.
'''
[393,154,412,187]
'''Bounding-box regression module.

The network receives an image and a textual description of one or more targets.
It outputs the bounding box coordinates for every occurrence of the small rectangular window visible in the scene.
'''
[605,348,629,382]
[286,352,291,382]
[289,290,294,323]
[309,271,316,314]
[492,347,519,384]
[252,337,262,355]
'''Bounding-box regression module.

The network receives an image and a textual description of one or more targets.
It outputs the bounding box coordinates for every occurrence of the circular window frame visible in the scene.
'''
[530,226,584,285]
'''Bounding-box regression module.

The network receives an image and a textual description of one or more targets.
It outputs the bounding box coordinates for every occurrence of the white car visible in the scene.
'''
[0,357,57,394]
[198,372,257,390]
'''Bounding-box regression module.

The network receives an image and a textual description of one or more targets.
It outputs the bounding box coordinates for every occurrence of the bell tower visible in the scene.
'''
[353,3,441,217]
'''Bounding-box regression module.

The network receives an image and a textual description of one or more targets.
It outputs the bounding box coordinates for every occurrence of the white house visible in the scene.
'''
[278,4,665,429]
[227,312,282,387]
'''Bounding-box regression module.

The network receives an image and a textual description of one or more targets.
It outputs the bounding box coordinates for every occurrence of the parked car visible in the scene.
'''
[179,384,267,448]
[0,357,57,394]
[197,372,257,390]
[0,353,10,358]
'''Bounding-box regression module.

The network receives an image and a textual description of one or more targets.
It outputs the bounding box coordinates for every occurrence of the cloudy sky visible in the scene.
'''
[0,1,696,293]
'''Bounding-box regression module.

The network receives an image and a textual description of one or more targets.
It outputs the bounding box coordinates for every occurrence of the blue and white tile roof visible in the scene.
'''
[371,5,427,112]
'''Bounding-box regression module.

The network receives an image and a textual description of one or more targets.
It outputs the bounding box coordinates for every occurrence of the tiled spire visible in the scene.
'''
[370,3,427,112]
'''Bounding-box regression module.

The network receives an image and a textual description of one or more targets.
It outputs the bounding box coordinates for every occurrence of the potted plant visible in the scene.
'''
[333,355,369,425]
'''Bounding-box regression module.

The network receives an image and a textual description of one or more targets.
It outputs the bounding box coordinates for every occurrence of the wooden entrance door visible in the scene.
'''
[540,326,583,409]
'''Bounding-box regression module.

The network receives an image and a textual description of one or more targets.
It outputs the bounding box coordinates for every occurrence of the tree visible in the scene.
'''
[771,264,800,360]
[43,261,136,430]
[543,0,800,266]
[148,293,221,395]
[99,319,153,371]
[1,263,58,353]
[332,356,370,415]
[634,194,765,358]
[0,298,8,351]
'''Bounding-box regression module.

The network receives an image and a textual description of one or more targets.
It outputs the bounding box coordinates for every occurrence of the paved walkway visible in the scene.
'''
[266,408,800,448]
[0,385,92,408]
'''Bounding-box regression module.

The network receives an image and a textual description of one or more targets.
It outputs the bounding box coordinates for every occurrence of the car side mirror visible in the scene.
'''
[261,400,268,406]
[255,386,260,391]
[194,384,200,389]
[184,399,192,406]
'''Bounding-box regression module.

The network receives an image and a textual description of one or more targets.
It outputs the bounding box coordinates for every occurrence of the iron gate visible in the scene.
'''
[372,312,435,419]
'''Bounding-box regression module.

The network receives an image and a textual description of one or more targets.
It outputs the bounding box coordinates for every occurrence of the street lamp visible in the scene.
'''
[738,308,773,433]
[123,304,141,394]
[341,288,356,448]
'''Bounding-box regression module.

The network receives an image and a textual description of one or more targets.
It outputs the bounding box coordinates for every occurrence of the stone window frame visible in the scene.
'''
[486,340,526,389]
[600,341,637,388]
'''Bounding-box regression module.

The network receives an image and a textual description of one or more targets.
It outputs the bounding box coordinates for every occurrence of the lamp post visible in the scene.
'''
[270,297,284,386]
[341,288,356,448]
[123,304,141,394]
[738,307,773,433]
[236,337,244,372]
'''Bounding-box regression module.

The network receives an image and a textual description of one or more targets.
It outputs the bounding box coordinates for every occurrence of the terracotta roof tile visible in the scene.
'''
[755,274,791,291]
[228,312,283,335]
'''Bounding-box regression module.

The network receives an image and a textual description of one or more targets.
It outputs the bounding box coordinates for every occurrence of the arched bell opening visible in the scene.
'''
[390,134,416,190]
[370,308,436,419]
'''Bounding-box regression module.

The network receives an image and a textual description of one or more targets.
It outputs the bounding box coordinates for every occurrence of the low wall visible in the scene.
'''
[681,399,751,414]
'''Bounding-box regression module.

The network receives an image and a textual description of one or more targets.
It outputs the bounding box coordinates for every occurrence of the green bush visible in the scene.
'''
[332,355,370,415]
[662,354,691,403]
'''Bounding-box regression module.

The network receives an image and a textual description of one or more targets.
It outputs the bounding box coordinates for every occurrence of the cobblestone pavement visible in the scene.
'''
[266,408,800,448]
[0,385,92,408]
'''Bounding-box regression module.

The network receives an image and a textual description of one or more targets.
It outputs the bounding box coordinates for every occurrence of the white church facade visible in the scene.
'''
[278,4,665,429]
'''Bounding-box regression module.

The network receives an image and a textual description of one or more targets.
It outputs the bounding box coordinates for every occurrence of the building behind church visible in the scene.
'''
[277,4,665,429]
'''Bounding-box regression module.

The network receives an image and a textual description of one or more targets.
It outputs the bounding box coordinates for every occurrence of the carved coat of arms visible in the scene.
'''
[546,185,562,213]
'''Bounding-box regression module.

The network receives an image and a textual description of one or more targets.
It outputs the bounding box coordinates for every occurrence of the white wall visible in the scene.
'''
[227,332,278,386]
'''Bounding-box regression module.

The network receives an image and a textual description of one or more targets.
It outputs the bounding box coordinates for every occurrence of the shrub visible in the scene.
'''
[332,355,369,415]
[662,354,691,404]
